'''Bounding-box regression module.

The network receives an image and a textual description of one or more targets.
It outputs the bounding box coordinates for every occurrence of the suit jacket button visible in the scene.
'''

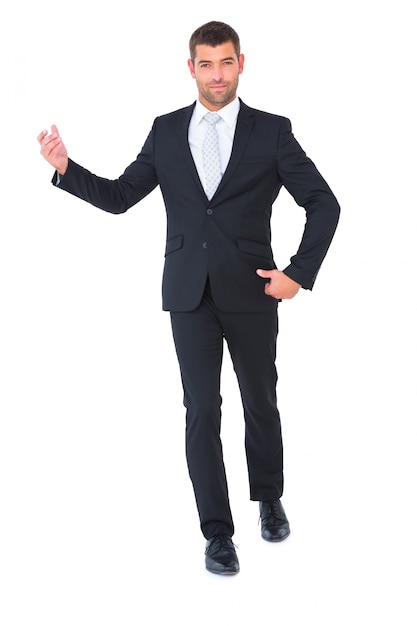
[202,242,208,249]
[206,209,213,215]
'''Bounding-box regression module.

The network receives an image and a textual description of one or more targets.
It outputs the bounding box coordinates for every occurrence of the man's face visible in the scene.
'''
[188,42,244,111]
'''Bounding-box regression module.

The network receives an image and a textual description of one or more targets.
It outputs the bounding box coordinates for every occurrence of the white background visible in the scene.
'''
[1,1,416,624]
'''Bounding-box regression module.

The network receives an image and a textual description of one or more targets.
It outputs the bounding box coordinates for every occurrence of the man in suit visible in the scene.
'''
[38,21,340,575]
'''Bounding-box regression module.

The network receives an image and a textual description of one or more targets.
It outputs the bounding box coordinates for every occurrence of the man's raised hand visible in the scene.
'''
[37,125,68,176]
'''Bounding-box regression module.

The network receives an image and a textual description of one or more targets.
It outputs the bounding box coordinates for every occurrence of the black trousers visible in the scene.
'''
[170,282,283,539]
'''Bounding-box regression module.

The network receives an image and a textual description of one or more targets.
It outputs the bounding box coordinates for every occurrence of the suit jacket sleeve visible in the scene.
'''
[52,127,158,213]
[277,118,340,289]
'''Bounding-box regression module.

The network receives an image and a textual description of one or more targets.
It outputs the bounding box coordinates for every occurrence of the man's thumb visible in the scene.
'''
[256,269,270,278]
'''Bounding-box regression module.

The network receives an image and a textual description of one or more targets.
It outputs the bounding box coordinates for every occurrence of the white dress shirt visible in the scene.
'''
[188,97,240,194]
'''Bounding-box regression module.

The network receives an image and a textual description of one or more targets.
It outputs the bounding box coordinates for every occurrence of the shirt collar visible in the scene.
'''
[194,97,240,128]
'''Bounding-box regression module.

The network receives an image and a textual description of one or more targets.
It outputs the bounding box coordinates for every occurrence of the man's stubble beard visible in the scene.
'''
[198,78,239,109]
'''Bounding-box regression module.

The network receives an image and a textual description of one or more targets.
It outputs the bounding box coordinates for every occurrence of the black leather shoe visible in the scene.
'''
[259,500,290,542]
[205,533,240,575]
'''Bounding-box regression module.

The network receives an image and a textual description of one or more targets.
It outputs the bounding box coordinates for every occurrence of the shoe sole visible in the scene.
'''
[261,530,290,542]
[206,566,240,575]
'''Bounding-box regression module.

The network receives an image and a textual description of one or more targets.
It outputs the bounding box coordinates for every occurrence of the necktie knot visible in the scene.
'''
[204,112,221,126]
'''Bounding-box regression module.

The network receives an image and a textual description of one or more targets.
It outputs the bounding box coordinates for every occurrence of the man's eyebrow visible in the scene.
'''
[197,56,236,64]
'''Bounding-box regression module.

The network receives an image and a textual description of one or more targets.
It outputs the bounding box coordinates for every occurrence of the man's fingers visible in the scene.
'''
[37,126,60,148]
[256,268,273,278]
[38,127,62,158]
[37,130,48,144]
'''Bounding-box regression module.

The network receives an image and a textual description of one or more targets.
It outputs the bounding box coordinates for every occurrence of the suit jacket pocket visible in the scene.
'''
[165,234,183,256]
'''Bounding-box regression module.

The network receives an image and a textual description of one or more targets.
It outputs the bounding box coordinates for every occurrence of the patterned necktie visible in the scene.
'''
[202,112,222,200]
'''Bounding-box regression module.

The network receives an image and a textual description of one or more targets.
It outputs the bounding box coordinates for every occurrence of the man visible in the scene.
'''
[38,21,340,576]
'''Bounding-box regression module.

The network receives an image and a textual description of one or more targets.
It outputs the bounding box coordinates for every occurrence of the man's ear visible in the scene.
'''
[188,59,196,78]
[238,54,245,75]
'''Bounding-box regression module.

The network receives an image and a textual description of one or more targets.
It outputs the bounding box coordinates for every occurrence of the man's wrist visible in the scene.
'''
[57,162,68,177]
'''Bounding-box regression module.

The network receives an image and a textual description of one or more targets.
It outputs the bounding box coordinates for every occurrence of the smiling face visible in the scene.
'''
[188,42,245,111]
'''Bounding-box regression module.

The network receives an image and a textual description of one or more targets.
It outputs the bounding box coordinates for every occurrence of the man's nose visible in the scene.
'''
[212,66,224,81]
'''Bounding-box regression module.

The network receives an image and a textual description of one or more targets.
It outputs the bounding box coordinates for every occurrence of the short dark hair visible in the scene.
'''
[189,21,241,61]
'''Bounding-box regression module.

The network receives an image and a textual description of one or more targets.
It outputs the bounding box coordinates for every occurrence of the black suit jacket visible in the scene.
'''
[54,100,340,312]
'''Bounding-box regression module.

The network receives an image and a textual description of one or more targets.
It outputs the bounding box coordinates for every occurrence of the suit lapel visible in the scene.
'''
[176,103,207,196]
[211,100,255,203]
